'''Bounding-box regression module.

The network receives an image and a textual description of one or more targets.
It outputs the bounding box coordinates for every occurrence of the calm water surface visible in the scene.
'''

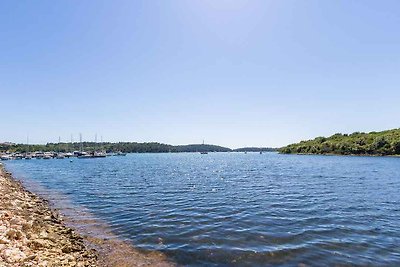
[4,153,400,266]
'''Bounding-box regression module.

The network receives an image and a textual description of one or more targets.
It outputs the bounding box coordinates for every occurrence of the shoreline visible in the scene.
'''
[279,152,400,158]
[0,164,174,267]
[0,163,98,266]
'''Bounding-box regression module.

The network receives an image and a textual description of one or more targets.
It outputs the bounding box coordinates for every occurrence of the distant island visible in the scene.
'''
[280,128,400,156]
[0,142,277,154]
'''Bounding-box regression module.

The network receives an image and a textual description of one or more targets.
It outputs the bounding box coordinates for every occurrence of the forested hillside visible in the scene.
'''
[280,129,400,156]
[0,142,231,153]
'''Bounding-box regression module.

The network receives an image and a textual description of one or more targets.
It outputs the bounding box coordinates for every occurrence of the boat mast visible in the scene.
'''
[80,133,83,152]
[70,134,73,152]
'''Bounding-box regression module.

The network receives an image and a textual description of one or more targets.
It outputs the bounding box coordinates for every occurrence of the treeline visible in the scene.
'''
[0,142,232,153]
[0,142,281,154]
[175,144,230,153]
[233,147,278,152]
[280,129,400,156]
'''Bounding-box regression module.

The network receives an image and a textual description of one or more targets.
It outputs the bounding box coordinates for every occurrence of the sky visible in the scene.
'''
[1,0,400,148]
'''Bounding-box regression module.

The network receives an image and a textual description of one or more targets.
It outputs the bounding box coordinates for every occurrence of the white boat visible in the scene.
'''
[42,152,53,159]
[113,151,127,156]
[93,151,107,158]
[0,155,12,161]
[78,151,107,159]
[56,153,65,159]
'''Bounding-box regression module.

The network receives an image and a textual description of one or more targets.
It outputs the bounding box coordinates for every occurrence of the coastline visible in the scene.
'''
[0,163,98,266]
[279,152,400,158]
[0,163,174,267]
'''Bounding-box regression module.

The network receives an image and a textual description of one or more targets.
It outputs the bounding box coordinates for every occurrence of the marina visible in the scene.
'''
[0,151,125,160]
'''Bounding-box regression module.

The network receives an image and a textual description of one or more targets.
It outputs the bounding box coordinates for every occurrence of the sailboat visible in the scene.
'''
[78,133,106,158]
[56,136,65,159]
[64,134,74,158]
[25,135,32,159]
[200,140,208,154]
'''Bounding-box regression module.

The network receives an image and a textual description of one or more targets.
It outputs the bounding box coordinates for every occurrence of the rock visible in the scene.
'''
[2,247,26,263]
[61,244,82,253]
[0,166,99,267]
[0,237,9,244]
[6,229,23,240]
[28,239,48,249]
[24,254,37,261]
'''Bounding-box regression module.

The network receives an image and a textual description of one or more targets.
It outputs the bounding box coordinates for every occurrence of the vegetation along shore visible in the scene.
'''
[280,128,400,156]
[0,142,277,154]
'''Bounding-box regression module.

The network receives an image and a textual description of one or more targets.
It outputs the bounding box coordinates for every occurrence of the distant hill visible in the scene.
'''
[233,147,278,152]
[0,142,232,153]
[175,144,231,153]
[1,141,281,154]
[280,129,400,156]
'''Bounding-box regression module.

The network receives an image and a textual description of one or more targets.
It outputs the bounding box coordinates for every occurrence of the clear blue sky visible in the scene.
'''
[1,0,399,148]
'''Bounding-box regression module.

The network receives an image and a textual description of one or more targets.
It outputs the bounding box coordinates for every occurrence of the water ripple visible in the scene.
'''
[5,153,400,266]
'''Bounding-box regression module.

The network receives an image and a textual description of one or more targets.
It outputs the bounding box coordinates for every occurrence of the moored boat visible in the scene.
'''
[0,155,12,161]
[78,151,107,159]
[56,153,65,159]
[64,152,74,158]
[113,151,127,156]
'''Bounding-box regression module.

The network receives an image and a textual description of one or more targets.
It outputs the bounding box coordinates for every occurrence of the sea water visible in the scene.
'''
[4,153,400,266]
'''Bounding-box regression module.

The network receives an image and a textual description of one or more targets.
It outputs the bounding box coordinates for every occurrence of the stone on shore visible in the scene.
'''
[0,166,98,267]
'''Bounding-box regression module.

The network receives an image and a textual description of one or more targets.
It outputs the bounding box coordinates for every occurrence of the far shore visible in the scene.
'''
[280,152,400,158]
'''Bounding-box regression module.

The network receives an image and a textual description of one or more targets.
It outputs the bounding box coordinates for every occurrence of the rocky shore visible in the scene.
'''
[0,164,98,266]
[0,164,175,267]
